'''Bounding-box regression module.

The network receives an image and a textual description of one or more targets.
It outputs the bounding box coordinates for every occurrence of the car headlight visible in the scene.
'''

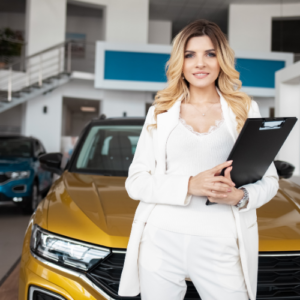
[6,170,30,179]
[30,225,110,271]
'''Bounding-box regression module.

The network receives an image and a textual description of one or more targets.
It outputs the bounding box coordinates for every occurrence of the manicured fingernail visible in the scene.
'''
[228,189,231,192]
[223,195,227,197]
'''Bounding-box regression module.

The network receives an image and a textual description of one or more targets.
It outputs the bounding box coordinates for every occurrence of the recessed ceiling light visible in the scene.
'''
[81,106,96,112]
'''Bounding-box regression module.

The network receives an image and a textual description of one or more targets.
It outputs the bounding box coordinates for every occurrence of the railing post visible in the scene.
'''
[38,54,43,87]
[58,47,61,75]
[8,66,12,101]
[26,58,30,87]
[67,42,71,73]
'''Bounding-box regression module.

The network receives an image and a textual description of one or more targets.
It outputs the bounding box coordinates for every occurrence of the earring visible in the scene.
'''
[182,74,185,80]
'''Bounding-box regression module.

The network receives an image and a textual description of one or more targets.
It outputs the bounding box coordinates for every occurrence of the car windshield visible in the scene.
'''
[0,139,32,158]
[74,125,143,176]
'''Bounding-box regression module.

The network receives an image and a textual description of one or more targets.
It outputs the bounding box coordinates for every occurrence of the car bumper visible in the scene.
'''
[19,225,114,300]
[19,256,113,300]
[0,178,32,202]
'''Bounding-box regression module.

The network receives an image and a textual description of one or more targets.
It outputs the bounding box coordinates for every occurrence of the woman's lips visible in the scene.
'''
[193,73,209,79]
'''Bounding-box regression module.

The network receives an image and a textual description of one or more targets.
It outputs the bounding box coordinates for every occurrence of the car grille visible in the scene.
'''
[0,174,9,184]
[87,252,200,299]
[257,252,300,299]
[88,251,300,299]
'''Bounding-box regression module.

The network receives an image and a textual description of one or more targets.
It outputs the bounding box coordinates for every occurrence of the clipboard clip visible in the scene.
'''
[259,120,285,130]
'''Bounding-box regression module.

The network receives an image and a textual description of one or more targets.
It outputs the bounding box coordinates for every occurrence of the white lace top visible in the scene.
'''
[179,111,225,136]
[147,110,237,237]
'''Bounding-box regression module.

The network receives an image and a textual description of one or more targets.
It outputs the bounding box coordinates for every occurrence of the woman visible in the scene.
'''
[118,19,279,300]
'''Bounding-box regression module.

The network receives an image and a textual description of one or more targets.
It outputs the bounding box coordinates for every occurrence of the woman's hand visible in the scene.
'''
[207,165,244,206]
[188,161,236,198]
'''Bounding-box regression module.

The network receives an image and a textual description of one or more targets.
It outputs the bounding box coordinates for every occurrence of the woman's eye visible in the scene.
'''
[207,52,216,57]
[185,54,193,58]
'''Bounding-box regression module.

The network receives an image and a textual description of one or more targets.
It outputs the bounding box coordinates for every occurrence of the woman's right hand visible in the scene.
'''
[187,160,235,198]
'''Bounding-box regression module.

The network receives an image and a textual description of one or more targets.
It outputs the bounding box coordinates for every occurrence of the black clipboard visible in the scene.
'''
[206,117,298,205]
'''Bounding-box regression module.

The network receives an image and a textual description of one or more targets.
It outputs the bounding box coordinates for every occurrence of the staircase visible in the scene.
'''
[0,41,73,114]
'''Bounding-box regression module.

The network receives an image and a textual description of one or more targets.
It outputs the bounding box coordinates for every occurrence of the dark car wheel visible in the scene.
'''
[22,182,40,215]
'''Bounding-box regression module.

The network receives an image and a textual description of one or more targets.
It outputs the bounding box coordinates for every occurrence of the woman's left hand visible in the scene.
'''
[207,166,244,206]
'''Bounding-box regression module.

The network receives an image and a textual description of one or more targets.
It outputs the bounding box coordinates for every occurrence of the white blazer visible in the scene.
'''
[118,87,279,300]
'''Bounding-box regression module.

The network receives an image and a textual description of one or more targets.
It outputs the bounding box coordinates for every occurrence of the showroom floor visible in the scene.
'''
[0,203,30,300]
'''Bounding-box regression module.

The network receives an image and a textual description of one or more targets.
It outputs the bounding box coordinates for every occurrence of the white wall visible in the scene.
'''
[102,89,153,118]
[252,97,275,118]
[275,61,300,175]
[148,20,172,45]
[229,3,300,52]
[71,0,149,43]
[24,78,153,152]
[25,0,67,56]
[25,88,63,153]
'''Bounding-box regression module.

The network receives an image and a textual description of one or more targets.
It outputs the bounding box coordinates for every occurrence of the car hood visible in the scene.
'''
[46,171,300,251]
[258,178,300,251]
[46,171,138,249]
[0,157,31,171]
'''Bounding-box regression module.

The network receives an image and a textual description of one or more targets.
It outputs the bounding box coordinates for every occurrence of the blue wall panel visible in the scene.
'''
[235,58,285,88]
[104,50,285,88]
[104,50,170,82]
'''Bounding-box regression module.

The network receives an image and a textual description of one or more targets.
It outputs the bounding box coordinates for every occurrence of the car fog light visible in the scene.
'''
[13,197,23,202]
[30,225,110,271]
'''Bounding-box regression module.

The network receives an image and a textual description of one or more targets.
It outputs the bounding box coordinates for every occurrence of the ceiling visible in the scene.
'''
[1,0,299,37]
[149,0,300,37]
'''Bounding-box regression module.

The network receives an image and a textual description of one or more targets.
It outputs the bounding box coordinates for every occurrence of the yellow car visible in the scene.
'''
[19,116,299,300]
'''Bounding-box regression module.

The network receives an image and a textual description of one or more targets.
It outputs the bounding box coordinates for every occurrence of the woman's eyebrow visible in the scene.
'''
[185,49,215,53]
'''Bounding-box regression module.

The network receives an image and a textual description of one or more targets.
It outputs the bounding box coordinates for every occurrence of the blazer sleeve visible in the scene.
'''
[238,100,279,213]
[125,106,192,206]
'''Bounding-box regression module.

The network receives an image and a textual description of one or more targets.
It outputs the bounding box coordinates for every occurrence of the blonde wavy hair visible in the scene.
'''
[147,19,252,133]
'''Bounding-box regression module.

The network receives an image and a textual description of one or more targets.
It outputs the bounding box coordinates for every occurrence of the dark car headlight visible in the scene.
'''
[6,170,30,180]
[30,225,110,271]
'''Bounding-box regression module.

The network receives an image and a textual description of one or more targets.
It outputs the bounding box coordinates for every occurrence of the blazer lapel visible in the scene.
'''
[216,87,238,142]
[156,95,183,174]
[155,87,238,174]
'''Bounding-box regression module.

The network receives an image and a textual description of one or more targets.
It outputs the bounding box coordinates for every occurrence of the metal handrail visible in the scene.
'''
[0,41,67,71]
[0,40,96,102]
[0,37,26,45]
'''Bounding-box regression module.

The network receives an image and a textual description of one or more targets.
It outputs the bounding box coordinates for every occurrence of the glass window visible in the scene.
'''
[0,139,32,158]
[75,125,143,176]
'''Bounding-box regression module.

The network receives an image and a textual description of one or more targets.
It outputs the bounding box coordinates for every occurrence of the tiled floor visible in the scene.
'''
[0,203,30,284]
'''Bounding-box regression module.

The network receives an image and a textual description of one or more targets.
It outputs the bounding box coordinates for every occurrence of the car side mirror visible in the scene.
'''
[39,153,63,175]
[274,160,295,179]
[37,151,46,157]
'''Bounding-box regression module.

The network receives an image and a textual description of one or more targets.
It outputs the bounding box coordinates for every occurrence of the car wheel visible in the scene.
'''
[22,182,40,214]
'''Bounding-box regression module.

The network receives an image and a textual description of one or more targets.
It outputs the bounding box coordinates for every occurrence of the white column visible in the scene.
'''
[25,0,67,56]
[275,62,300,175]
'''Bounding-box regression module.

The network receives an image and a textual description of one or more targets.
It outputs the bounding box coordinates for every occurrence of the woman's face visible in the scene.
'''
[182,35,220,89]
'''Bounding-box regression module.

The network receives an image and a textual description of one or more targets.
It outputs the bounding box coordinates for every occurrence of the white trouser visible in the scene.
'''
[138,223,249,300]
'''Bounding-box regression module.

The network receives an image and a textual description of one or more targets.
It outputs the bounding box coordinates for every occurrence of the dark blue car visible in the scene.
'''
[0,135,53,213]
